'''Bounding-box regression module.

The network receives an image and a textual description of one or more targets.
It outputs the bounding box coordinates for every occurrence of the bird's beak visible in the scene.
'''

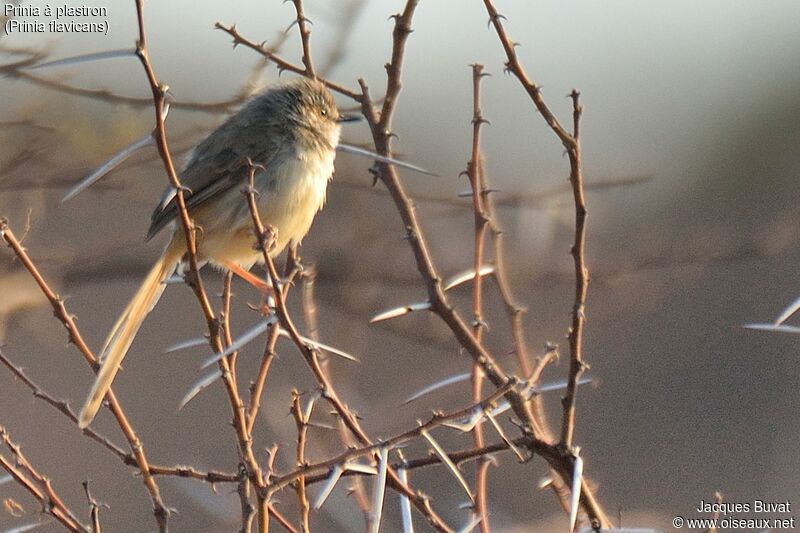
[337,113,362,123]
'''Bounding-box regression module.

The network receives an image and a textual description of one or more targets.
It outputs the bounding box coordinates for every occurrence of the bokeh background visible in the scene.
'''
[2,1,800,531]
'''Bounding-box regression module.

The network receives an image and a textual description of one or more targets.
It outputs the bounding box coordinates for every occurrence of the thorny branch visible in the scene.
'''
[466,62,492,533]
[0,220,170,531]
[0,348,129,463]
[224,0,610,527]
[291,391,313,533]
[1,426,89,532]
[0,0,617,530]
[288,0,316,78]
[260,379,516,497]
[214,23,361,102]
[0,347,242,484]
[131,4,293,531]
[242,160,454,532]
[482,0,606,526]
[480,0,589,449]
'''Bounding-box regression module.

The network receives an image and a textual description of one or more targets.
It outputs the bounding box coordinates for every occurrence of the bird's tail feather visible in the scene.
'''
[78,241,182,428]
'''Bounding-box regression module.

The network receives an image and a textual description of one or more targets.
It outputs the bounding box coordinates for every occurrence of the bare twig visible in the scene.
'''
[480,0,589,448]
[214,23,361,101]
[0,349,242,486]
[267,380,516,497]
[288,0,315,77]
[218,273,256,533]
[465,62,491,533]
[0,220,169,530]
[0,426,89,532]
[82,481,104,533]
[146,464,239,483]
[482,0,607,527]
[0,348,129,462]
[237,476,255,533]
[241,160,454,532]
[291,391,313,532]
[130,5,285,532]
[246,325,280,434]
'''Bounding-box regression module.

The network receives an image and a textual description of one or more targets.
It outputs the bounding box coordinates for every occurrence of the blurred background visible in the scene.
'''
[2,1,800,531]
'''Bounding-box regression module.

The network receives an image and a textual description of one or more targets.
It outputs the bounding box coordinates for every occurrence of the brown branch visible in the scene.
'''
[298,438,517,488]
[465,89,534,379]
[561,88,588,448]
[145,464,239,483]
[299,265,320,343]
[132,0,213,328]
[354,2,532,433]
[82,481,104,533]
[288,0,315,77]
[480,0,589,446]
[221,272,239,373]
[271,507,301,533]
[296,259,371,517]
[237,477,255,533]
[0,426,90,532]
[246,325,279,434]
[219,274,256,533]
[466,63,492,533]
[0,348,129,462]
[291,392,312,533]
[482,0,573,145]
[131,5,280,531]
[3,348,252,487]
[123,33,265,495]
[353,14,562,507]
[214,23,361,101]
[349,5,594,528]
[266,379,516,495]
[241,161,454,533]
[482,0,607,527]
[0,220,170,530]
[0,348,241,485]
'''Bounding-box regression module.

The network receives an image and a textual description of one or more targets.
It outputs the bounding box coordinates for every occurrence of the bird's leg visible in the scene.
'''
[225,262,274,298]
[225,223,278,293]
[227,226,281,314]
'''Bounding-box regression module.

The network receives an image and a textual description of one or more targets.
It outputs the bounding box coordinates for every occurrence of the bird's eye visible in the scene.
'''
[320,109,328,116]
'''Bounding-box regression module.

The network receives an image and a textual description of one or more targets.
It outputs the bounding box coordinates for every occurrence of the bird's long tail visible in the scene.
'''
[78,240,183,428]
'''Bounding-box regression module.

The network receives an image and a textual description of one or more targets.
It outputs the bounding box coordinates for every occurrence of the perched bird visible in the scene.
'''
[79,78,358,428]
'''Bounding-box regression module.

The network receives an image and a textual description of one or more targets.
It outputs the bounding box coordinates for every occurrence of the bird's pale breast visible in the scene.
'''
[192,140,336,269]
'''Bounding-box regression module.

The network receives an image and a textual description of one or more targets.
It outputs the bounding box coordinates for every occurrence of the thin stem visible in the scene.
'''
[289,0,315,77]
[214,23,360,101]
[481,1,607,527]
[242,161,455,533]
[292,392,312,532]
[0,220,169,531]
[131,6,269,532]
[246,326,279,434]
[1,426,90,532]
[266,381,515,495]
[467,63,491,533]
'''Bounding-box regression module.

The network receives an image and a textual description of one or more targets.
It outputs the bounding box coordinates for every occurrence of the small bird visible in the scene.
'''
[78,78,357,428]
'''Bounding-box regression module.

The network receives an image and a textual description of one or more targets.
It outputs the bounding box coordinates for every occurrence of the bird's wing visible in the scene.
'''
[147,119,285,241]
